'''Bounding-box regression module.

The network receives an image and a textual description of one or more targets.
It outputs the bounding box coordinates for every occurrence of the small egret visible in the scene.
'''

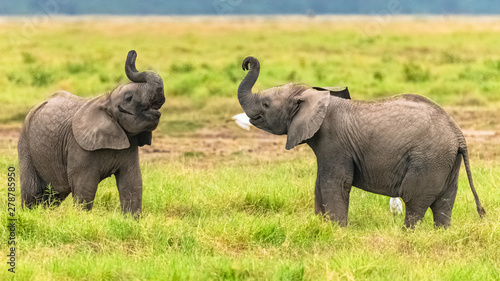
[389,197,403,215]
[232,113,252,131]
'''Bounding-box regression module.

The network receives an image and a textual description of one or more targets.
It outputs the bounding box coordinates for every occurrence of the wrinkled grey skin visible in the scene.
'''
[18,50,165,215]
[238,56,485,228]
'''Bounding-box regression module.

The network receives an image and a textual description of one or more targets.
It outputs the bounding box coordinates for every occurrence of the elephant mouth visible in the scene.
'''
[248,114,263,122]
[151,101,163,110]
[145,100,163,120]
[118,105,134,115]
[141,110,161,131]
[248,114,263,124]
[143,108,161,120]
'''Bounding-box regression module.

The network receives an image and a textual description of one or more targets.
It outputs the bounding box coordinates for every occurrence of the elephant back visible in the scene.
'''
[25,91,85,129]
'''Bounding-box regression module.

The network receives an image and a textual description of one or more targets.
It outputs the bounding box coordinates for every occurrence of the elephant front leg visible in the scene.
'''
[319,180,352,226]
[314,177,325,215]
[316,160,353,226]
[115,164,143,216]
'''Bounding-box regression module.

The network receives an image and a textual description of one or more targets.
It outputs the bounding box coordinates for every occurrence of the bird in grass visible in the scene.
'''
[232,113,252,131]
[389,197,403,215]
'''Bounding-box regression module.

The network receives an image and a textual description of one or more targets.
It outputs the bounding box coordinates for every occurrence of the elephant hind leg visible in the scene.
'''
[404,200,432,228]
[430,194,456,229]
[19,153,47,209]
[69,172,100,211]
[430,155,461,228]
[21,174,46,208]
[400,169,438,228]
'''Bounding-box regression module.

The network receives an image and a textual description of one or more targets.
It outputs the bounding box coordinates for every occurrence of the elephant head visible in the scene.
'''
[72,50,165,151]
[238,56,337,150]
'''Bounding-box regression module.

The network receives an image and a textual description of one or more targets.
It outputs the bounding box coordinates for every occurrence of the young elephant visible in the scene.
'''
[18,50,165,215]
[237,56,485,228]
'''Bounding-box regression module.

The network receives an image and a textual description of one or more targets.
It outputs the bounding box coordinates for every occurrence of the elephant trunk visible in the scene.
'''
[125,50,148,83]
[125,50,165,108]
[238,56,261,117]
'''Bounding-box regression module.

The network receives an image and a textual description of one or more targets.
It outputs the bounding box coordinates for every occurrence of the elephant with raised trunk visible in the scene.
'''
[18,50,165,215]
[237,56,485,228]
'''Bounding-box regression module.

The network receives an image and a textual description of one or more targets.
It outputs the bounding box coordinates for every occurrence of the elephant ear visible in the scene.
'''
[136,131,152,147]
[312,86,350,99]
[286,90,330,150]
[72,98,130,151]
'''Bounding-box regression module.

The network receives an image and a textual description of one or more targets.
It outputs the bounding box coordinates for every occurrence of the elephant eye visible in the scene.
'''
[262,102,269,109]
[125,96,133,103]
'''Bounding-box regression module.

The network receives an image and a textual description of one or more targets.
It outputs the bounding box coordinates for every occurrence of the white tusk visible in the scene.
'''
[389,197,403,215]
[232,113,252,131]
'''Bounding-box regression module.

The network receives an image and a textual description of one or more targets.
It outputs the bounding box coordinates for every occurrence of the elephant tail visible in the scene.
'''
[459,147,486,218]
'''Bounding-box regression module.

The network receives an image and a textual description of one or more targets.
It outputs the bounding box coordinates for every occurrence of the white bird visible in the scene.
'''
[389,197,403,215]
[232,113,252,131]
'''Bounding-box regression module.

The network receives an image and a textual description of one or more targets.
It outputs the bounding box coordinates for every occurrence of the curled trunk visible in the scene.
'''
[125,50,148,83]
[238,56,261,117]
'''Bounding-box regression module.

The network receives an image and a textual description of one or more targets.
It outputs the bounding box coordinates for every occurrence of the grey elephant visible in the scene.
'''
[237,56,485,228]
[18,50,164,215]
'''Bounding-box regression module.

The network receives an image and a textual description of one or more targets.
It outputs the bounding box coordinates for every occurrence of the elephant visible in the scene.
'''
[237,56,486,228]
[18,50,165,215]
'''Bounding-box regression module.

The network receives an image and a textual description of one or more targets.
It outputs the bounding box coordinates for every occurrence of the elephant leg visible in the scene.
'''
[70,173,100,211]
[314,177,325,215]
[430,156,461,228]
[42,186,70,207]
[320,183,352,226]
[115,159,143,216]
[400,169,437,228]
[430,190,457,229]
[404,202,430,228]
[20,172,46,208]
[19,143,46,208]
[316,159,353,226]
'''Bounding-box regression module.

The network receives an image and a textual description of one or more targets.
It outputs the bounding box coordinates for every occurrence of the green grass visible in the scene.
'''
[1,154,499,280]
[1,17,500,130]
[0,16,500,280]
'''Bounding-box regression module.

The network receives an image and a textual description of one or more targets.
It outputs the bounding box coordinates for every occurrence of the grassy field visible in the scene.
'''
[0,16,499,280]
